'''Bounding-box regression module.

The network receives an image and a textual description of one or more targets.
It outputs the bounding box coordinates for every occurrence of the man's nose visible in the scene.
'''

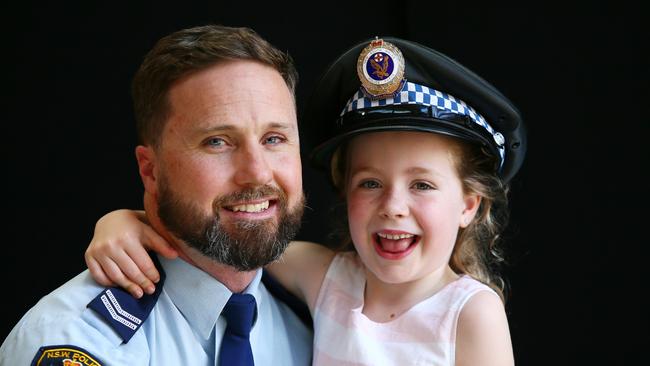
[233,143,273,187]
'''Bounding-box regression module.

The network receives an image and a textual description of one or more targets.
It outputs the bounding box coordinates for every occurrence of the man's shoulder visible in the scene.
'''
[0,270,151,365]
[17,270,106,326]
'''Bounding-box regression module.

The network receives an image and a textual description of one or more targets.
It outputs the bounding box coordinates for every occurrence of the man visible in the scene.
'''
[0,25,312,365]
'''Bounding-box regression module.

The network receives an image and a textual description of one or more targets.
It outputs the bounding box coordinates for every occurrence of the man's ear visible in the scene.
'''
[135,145,158,195]
[460,193,481,228]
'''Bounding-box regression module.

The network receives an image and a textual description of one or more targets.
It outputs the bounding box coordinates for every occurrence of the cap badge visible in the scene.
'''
[357,38,405,99]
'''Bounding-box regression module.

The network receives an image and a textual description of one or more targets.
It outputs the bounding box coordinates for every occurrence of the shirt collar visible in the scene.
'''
[158,254,264,340]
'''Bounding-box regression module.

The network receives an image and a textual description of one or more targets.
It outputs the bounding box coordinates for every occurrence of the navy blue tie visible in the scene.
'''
[219,293,257,366]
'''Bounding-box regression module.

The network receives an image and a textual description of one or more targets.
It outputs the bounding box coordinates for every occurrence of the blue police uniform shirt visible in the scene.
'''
[0,255,313,365]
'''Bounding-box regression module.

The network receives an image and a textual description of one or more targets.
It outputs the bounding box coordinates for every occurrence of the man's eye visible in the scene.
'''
[264,135,285,145]
[360,180,381,189]
[207,137,226,146]
[412,182,434,190]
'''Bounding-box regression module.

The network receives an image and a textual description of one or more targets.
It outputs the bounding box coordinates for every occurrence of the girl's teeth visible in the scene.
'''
[377,233,414,240]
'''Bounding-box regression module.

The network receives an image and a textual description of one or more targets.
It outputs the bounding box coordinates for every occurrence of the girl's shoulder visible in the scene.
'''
[326,251,365,279]
[452,275,498,296]
[426,275,499,309]
[455,283,513,365]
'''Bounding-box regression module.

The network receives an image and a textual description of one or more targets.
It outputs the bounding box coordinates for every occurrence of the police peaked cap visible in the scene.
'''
[306,37,526,183]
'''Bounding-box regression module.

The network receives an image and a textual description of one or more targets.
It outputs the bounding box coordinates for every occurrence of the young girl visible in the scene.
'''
[85,37,524,365]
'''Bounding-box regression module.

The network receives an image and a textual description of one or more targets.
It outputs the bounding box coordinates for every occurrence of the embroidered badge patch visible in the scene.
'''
[31,345,103,366]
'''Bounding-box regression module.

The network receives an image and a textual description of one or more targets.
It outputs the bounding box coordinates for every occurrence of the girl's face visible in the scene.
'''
[346,131,480,285]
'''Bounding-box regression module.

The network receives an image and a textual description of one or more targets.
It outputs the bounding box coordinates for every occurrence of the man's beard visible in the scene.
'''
[157,176,304,271]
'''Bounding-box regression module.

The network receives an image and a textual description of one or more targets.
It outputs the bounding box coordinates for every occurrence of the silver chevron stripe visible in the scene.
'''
[101,295,137,330]
[106,289,143,325]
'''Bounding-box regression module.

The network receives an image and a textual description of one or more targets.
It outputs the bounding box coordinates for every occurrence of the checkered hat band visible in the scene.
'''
[341,81,505,162]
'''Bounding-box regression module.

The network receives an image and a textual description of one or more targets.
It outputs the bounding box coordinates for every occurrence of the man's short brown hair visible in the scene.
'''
[132,24,298,147]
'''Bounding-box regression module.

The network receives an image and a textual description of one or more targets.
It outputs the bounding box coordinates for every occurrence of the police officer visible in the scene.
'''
[0,25,312,366]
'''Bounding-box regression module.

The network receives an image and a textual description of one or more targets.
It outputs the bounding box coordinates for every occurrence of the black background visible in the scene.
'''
[3,2,648,364]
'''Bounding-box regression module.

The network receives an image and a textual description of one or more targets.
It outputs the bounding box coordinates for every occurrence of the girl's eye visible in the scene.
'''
[413,181,434,190]
[360,180,381,189]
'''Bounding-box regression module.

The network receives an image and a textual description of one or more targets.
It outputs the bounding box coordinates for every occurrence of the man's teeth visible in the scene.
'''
[377,233,414,240]
[231,201,270,213]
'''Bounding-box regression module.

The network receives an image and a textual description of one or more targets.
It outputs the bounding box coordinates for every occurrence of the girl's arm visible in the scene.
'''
[455,291,515,366]
[265,241,335,312]
[85,209,178,298]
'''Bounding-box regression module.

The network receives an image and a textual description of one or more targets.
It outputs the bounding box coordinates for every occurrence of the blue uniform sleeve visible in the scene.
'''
[0,270,158,366]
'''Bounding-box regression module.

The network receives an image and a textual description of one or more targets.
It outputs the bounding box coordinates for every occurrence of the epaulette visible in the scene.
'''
[87,254,165,343]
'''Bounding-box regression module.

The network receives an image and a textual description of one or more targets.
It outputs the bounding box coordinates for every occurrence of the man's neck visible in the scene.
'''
[179,251,258,293]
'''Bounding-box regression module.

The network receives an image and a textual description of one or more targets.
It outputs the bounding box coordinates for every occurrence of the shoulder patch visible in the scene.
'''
[31,345,103,366]
[87,253,165,343]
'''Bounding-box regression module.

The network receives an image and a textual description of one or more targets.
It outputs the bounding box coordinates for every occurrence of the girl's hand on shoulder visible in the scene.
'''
[84,209,178,298]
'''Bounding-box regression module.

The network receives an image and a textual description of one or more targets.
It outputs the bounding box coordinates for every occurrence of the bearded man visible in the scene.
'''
[0,25,312,366]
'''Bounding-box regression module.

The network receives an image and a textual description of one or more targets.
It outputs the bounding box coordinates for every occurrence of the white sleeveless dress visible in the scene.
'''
[312,252,499,366]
